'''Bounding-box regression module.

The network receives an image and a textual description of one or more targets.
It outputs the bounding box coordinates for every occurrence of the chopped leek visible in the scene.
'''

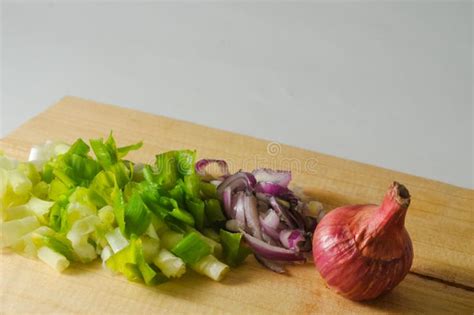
[141,235,160,263]
[123,193,151,237]
[1,134,248,286]
[205,199,226,224]
[11,226,54,258]
[159,230,184,249]
[171,232,212,264]
[33,232,76,261]
[4,197,54,223]
[105,227,129,253]
[153,248,186,278]
[1,216,40,247]
[191,255,229,281]
[67,215,100,262]
[220,229,251,267]
[98,205,115,226]
[37,246,70,272]
[106,237,162,285]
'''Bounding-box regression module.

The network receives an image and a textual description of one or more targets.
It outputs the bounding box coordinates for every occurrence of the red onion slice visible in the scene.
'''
[234,192,246,228]
[255,182,290,196]
[259,217,281,241]
[243,194,262,239]
[195,159,229,180]
[222,187,234,218]
[254,254,286,274]
[279,229,306,251]
[197,162,322,272]
[275,198,306,230]
[262,209,280,230]
[217,172,256,197]
[242,231,305,261]
[269,196,296,229]
[252,168,291,187]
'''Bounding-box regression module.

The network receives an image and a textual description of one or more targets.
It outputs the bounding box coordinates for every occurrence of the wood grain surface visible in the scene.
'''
[1,96,473,314]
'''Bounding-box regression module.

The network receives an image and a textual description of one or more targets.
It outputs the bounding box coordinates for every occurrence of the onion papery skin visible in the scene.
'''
[312,182,413,301]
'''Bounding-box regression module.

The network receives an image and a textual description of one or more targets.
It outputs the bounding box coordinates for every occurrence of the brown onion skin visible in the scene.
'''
[312,182,413,301]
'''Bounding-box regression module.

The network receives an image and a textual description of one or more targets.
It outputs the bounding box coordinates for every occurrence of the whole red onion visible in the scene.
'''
[312,182,413,301]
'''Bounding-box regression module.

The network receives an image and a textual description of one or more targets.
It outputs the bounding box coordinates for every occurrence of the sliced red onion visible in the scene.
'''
[269,196,296,229]
[252,168,291,187]
[259,217,281,241]
[195,159,229,180]
[256,183,300,219]
[241,231,304,261]
[275,198,306,230]
[222,187,234,218]
[279,192,300,209]
[255,182,290,196]
[254,254,286,274]
[262,209,280,230]
[196,163,323,273]
[279,229,306,251]
[217,172,256,197]
[234,191,247,228]
[290,207,307,230]
[243,194,262,239]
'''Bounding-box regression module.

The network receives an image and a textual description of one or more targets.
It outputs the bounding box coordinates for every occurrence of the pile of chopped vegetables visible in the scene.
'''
[0,134,323,285]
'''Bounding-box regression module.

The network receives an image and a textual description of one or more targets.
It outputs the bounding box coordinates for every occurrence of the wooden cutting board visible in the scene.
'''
[1,96,473,314]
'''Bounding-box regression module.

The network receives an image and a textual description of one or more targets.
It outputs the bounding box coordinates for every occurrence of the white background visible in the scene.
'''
[1,1,472,188]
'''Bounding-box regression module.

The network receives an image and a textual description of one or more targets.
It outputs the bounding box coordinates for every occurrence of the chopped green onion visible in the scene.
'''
[7,169,33,195]
[154,151,179,189]
[199,182,217,199]
[1,135,244,286]
[169,207,195,226]
[37,246,70,272]
[204,199,226,224]
[32,181,49,200]
[28,197,55,222]
[100,245,113,269]
[124,193,151,237]
[48,178,70,201]
[141,235,160,263]
[117,141,143,158]
[183,174,200,198]
[186,197,206,230]
[34,233,76,262]
[186,227,223,258]
[153,248,186,278]
[105,227,129,253]
[1,216,40,247]
[220,229,251,267]
[106,237,161,285]
[159,230,184,249]
[144,223,159,240]
[67,215,100,262]
[11,226,54,258]
[191,255,229,281]
[171,232,212,264]
[176,150,196,177]
[202,228,221,243]
[98,205,115,226]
